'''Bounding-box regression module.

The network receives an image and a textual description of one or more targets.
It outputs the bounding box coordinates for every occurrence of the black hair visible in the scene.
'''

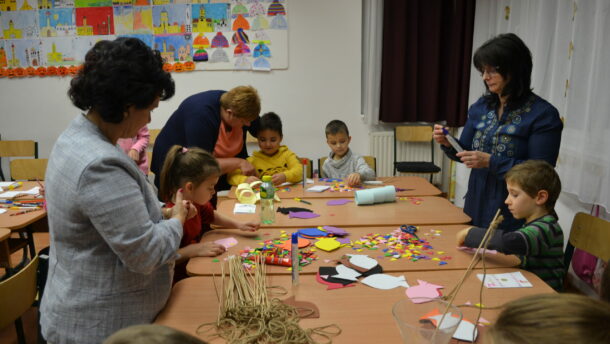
[473,33,533,110]
[68,37,175,123]
[259,112,283,137]
[325,119,349,137]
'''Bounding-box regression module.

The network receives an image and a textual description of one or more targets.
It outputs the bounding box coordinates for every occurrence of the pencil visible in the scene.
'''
[294,197,312,205]
[10,208,40,216]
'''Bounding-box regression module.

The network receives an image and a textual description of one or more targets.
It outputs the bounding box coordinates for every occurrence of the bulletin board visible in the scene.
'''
[0,0,288,77]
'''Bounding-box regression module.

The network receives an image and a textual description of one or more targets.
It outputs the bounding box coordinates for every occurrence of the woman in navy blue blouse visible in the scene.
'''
[434,33,563,230]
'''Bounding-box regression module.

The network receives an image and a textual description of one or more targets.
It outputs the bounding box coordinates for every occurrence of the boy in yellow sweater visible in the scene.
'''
[228,112,303,185]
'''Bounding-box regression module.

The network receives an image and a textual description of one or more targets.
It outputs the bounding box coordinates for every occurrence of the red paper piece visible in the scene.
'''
[315,272,356,290]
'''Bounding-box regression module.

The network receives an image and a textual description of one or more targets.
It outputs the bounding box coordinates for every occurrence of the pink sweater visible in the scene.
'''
[117,126,150,175]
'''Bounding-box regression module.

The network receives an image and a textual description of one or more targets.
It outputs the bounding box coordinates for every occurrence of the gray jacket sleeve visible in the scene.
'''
[77,158,182,274]
[354,156,376,181]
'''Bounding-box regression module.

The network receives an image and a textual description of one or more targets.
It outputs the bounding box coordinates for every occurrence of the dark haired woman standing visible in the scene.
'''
[41,38,189,343]
[434,33,563,230]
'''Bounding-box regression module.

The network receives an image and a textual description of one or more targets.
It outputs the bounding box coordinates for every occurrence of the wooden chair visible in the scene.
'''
[10,159,48,181]
[297,157,313,179]
[564,212,610,292]
[0,255,39,344]
[147,129,161,177]
[0,140,38,181]
[318,156,376,178]
[393,125,440,182]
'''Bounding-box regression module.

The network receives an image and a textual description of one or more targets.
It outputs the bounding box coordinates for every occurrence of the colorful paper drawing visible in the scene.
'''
[151,0,169,5]
[253,42,270,57]
[112,6,151,34]
[191,3,229,33]
[39,8,75,37]
[119,33,153,48]
[209,47,227,62]
[476,271,533,288]
[233,42,250,56]
[72,35,105,62]
[41,37,76,66]
[75,7,114,35]
[234,55,250,69]
[405,280,444,303]
[251,14,268,30]
[74,0,112,7]
[252,29,269,43]
[13,0,36,10]
[288,211,320,219]
[248,1,265,17]
[231,28,248,44]
[3,39,43,67]
[152,4,188,35]
[361,274,409,290]
[231,1,247,18]
[0,10,39,39]
[232,13,249,31]
[38,0,75,9]
[214,237,238,249]
[192,33,209,48]
[210,31,228,47]
[132,0,150,5]
[270,14,287,29]
[113,6,133,34]
[267,0,285,16]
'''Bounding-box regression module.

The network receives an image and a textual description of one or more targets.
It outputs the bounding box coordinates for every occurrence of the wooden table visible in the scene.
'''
[155,268,554,343]
[218,196,471,228]
[187,225,519,276]
[0,227,11,270]
[229,176,442,199]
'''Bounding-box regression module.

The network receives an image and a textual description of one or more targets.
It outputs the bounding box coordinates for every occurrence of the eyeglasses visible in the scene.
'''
[480,66,500,77]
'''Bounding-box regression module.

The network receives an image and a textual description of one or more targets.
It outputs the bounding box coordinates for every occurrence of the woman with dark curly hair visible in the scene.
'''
[40,37,190,344]
[433,33,563,230]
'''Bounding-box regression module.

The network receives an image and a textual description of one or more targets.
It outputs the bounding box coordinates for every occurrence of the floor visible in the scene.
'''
[0,231,49,344]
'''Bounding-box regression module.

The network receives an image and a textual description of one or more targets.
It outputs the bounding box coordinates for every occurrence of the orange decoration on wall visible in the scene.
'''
[36,67,47,77]
[58,66,68,76]
[0,68,7,78]
[184,61,195,71]
[173,62,184,72]
[47,66,58,76]
[163,63,174,72]
[7,68,16,78]
[26,66,36,76]
[68,65,79,75]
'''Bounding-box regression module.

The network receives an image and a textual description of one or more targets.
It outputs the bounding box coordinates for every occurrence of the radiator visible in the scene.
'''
[369,131,442,182]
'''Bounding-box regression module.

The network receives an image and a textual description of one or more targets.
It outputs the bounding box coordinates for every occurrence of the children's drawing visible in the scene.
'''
[191,3,229,33]
[231,1,247,18]
[3,39,43,67]
[75,7,114,35]
[37,0,75,10]
[119,33,153,48]
[251,14,267,30]
[72,35,105,63]
[231,27,248,44]
[39,8,75,37]
[74,0,112,7]
[248,1,265,17]
[192,32,209,61]
[251,29,269,43]
[267,0,285,16]
[0,10,39,39]
[233,42,249,56]
[232,13,248,31]
[42,37,76,65]
[270,14,286,29]
[113,6,152,34]
[210,31,227,47]
[154,34,192,62]
[152,4,188,35]
[209,47,227,62]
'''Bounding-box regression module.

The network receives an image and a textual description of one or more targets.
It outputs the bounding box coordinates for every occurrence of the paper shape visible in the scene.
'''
[233,203,256,214]
[477,272,533,288]
[252,56,271,71]
[316,272,356,290]
[336,237,351,244]
[307,185,330,192]
[298,227,327,237]
[326,199,352,206]
[452,319,478,342]
[288,211,320,219]
[275,237,310,251]
[214,237,238,249]
[322,226,348,236]
[405,280,444,303]
[332,264,361,281]
[315,238,341,252]
[0,209,6,214]
[425,312,462,330]
[277,207,311,214]
[346,254,378,270]
[457,246,498,255]
[361,274,409,290]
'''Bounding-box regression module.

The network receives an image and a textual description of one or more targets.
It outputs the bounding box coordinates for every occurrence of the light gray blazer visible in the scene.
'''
[40,115,183,344]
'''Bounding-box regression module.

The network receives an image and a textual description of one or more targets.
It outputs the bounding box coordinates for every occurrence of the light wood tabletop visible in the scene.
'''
[155,268,554,343]
[217,196,471,228]
[186,225,520,276]
[0,181,46,230]
[228,176,442,199]
[0,227,11,269]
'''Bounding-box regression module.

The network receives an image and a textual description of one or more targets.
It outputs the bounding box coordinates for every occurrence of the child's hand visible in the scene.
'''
[346,173,362,186]
[456,227,472,246]
[433,124,451,147]
[190,242,226,257]
[272,173,286,185]
[128,149,139,161]
[239,221,260,232]
[245,176,260,184]
[240,159,258,177]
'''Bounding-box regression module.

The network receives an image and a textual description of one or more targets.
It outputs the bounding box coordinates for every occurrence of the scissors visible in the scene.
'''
[400,224,419,240]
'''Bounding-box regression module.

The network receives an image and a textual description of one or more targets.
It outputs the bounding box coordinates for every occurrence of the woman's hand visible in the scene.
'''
[238,221,260,232]
[188,242,226,257]
[456,151,491,169]
[239,159,257,176]
[245,176,260,184]
[456,227,472,246]
[127,149,139,161]
[433,124,451,147]
[185,202,197,220]
[272,173,286,185]
[346,173,362,186]
[170,189,188,224]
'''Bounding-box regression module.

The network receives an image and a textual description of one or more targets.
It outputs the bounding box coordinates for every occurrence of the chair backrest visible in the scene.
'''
[297,157,313,179]
[10,159,49,181]
[0,255,39,330]
[566,212,610,264]
[318,156,376,178]
[0,140,38,181]
[148,129,161,148]
[393,124,437,180]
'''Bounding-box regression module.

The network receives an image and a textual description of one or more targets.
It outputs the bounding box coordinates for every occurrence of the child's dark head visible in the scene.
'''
[325,120,351,159]
[103,324,208,344]
[159,145,220,203]
[487,293,610,344]
[257,112,283,156]
[505,160,561,213]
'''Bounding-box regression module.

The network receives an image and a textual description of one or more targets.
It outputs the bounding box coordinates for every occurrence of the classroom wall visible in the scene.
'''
[0,0,368,174]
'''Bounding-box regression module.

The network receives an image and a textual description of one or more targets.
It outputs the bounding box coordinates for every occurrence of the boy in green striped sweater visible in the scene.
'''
[457,160,565,291]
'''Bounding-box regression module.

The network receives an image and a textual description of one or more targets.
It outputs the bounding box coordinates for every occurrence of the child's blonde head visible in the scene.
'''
[103,324,207,344]
[219,85,261,121]
[505,160,561,212]
[487,293,610,344]
[159,145,220,202]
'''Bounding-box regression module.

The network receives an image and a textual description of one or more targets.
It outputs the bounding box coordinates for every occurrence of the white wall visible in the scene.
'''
[0,0,368,174]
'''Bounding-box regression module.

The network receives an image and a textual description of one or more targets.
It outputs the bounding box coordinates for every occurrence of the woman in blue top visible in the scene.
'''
[433,33,563,230]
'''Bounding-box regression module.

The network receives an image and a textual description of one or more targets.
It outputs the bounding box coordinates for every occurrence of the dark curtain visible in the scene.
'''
[379,0,475,127]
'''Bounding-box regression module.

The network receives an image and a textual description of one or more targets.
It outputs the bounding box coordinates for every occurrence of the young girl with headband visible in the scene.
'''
[159,145,260,282]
